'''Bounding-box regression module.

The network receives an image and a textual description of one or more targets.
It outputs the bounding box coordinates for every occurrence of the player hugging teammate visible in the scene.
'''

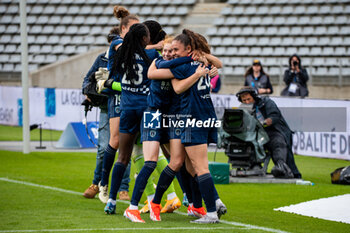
[99,5,226,224]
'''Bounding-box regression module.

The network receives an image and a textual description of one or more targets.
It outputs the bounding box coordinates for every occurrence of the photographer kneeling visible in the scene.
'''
[236,87,302,179]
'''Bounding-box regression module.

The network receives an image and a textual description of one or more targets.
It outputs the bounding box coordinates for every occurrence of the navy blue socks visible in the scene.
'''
[130,161,157,206]
[109,162,126,200]
[191,175,203,208]
[180,165,193,204]
[101,144,117,186]
[153,165,177,204]
[197,173,216,212]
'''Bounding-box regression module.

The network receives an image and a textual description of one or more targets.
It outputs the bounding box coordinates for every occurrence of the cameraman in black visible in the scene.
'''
[281,54,309,97]
[237,87,302,179]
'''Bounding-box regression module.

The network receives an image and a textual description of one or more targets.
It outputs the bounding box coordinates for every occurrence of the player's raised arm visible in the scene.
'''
[147,59,174,80]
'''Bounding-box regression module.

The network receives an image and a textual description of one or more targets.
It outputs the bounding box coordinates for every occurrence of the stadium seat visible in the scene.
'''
[249,16,262,26]
[210,37,222,46]
[277,27,290,35]
[37,36,48,45]
[298,47,310,56]
[3,63,14,72]
[221,7,232,16]
[246,37,258,46]
[261,47,273,56]
[335,16,348,25]
[231,6,244,15]
[310,47,322,56]
[250,47,262,56]
[270,6,282,15]
[270,37,281,46]
[176,7,188,16]
[226,47,238,56]
[258,37,269,46]
[29,45,41,53]
[274,16,286,26]
[335,47,346,56]
[281,6,294,15]
[80,6,92,15]
[33,55,46,64]
[237,47,250,56]
[225,17,237,26]
[10,54,21,63]
[245,6,257,15]
[159,0,171,5]
[274,47,285,56]
[164,6,176,15]
[265,27,277,36]
[222,37,234,46]
[217,27,230,36]
[323,47,334,56]
[242,27,254,35]
[163,26,174,35]
[0,35,11,44]
[76,46,88,54]
[0,54,10,62]
[332,5,343,15]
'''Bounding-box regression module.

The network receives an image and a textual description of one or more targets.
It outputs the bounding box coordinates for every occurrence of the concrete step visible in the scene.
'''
[190,3,227,14]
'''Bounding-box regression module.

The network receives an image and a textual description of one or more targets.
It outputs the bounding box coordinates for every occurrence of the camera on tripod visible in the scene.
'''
[217,108,270,177]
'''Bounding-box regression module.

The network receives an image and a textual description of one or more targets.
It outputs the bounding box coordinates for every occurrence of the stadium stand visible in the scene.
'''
[0,0,196,81]
[0,0,349,89]
[207,0,350,85]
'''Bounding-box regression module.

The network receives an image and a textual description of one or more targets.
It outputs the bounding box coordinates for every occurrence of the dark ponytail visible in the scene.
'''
[143,20,166,45]
[112,23,151,85]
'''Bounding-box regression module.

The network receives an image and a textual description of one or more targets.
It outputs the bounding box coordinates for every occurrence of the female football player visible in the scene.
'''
[147,29,224,224]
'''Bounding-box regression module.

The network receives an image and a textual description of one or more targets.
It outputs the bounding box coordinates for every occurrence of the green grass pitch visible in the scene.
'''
[0,126,350,232]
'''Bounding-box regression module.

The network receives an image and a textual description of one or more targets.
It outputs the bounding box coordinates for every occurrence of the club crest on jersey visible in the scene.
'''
[143,109,161,129]
[150,130,157,137]
[175,129,181,136]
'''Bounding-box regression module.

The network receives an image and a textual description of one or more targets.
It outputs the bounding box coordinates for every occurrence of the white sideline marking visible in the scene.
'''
[0,177,289,233]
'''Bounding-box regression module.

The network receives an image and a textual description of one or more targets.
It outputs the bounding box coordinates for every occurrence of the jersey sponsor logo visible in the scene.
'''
[161,81,171,91]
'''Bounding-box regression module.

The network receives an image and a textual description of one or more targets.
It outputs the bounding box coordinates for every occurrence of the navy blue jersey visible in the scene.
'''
[147,57,192,110]
[108,36,123,72]
[120,49,160,110]
[170,61,216,121]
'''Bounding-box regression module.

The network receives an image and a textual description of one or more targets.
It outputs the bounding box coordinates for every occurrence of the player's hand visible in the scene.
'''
[209,66,218,78]
[195,64,209,77]
[95,67,109,81]
[264,118,272,126]
[190,50,201,60]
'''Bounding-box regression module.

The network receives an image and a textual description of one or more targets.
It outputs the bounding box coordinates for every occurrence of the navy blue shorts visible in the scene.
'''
[141,108,169,144]
[181,127,218,147]
[108,94,121,118]
[119,109,144,134]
